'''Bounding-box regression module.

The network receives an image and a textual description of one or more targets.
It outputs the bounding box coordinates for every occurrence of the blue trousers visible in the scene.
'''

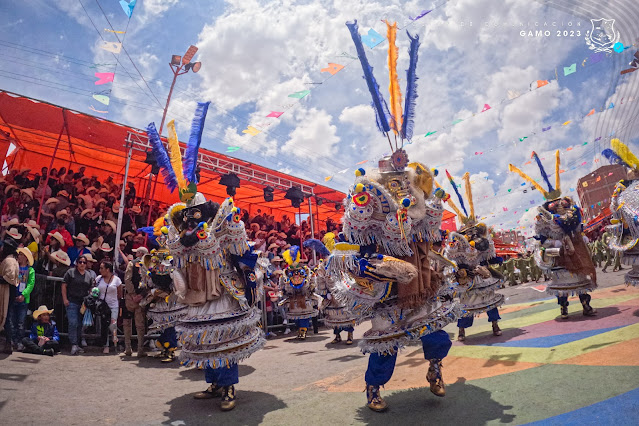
[159,327,177,349]
[557,293,590,307]
[296,318,311,329]
[66,302,83,346]
[205,363,239,387]
[334,325,354,334]
[364,330,452,386]
[457,307,501,328]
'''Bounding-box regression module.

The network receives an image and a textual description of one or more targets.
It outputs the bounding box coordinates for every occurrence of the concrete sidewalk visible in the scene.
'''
[1,269,638,425]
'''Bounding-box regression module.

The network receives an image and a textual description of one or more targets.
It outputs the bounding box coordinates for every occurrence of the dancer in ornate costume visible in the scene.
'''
[278,246,318,340]
[328,20,462,412]
[509,151,597,319]
[602,139,639,286]
[305,235,357,345]
[136,220,187,363]
[440,172,505,341]
[146,103,264,411]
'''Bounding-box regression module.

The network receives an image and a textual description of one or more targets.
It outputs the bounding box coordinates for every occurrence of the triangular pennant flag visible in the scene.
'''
[424,131,437,137]
[266,111,283,118]
[242,126,261,136]
[542,126,551,132]
[324,176,333,182]
[94,72,114,85]
[563,63,576,76]
[119,0,137,18]
[288,90,310,99]
[320,63,345,75]
[481,104,491,112]
[507,89,520,100]
[92,94,110,105]
[98,41,122,54]
[226,146,241,152]
[361,28,385,49]
[451,119,463,125]
[537,80,549,88]
[608,102,615,109]
[563,120,571,126]
[586,109,595,116]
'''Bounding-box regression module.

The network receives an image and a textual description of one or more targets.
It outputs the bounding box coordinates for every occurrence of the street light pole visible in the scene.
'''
[144,45,202,227]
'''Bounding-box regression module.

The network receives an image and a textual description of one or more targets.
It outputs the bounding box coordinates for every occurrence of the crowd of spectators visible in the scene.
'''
[0,166,339,355]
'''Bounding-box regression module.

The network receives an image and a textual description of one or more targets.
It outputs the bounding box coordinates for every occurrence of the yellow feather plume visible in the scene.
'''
[386,21,403,134]
[554,149,561,193]
[322,232,336,253]
[153,216,165,236]
[508,164,546,195]
[462,172,475,221]
[167,120,187,191]
[611,138,639,170]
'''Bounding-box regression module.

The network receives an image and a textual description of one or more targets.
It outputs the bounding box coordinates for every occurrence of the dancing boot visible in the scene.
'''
[560,305,569,319]
[492,321,502,336]
[365,384,388,412]
[330,333,342,344]
[346,331,354,345]
[581,300,597,316]
[193,383,223,399]
[427,359,446,397]
[161,348,176,363]
[457,327,466,341]
[298,327,307,340]
[220,385,236,411]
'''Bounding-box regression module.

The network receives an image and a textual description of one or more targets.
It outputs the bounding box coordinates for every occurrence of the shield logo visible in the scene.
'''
[586,18,619,52]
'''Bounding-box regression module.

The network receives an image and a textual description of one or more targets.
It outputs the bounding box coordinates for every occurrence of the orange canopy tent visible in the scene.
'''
[0,90,346,230]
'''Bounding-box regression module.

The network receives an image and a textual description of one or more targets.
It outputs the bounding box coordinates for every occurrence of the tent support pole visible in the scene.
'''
[36,123,66,224]
[115,142,133,270]
[307,197,316,265]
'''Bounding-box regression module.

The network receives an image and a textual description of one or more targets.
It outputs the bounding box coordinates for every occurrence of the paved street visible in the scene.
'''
[1,269,638,425]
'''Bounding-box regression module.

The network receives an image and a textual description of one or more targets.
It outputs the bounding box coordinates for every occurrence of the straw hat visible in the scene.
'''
[255,230,267,239]
[81,208,95,218]
[27,226,40,243]
[271,256,283,262]
[278,232,288,239]
[73,233,90,245]
[24,219,39,229]
[133,234,145,242]
[84,253,96,263]
[33,305,54,320]
[95,198,107,205]
[86,186,97,193]
[249,223,260,231]
[1,218,19,228]
[56,209,69,219]
[268,229,278,236]
[99,242,113,252]
[4,184,17,194]
[17,247,34,266]
[6,228,22,240]
[45,198,59,206]
[51,250,71,266]
[48,231,65,247]
[130,205,141,214]
[104,220,117,231]
[20,188,34,199]
[135,247,149,257]
[268,243,279,250]
[98,187,108,194]
[122,231,134,239]
[57,190,69,198]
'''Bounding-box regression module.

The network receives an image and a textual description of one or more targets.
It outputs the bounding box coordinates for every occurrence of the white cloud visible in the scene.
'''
[282,108,340,160]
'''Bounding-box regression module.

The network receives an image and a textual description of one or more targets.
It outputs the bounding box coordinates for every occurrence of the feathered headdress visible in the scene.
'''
[346,20,421,154]
[303,238,330,257]
[440,171,477,227]
[282,245,301,267]
[146,101,211,203]
[508,150,562,200]
[602,139,639,171]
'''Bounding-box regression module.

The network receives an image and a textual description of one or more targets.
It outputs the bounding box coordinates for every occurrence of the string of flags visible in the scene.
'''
[323,39,638,181]
[90,0,138,114]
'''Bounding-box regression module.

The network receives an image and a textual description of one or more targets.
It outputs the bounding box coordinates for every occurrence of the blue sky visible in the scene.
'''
[1,0,637,232]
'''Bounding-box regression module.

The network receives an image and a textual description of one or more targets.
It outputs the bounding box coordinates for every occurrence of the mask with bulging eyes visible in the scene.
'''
[286,267,308,289]
[176,201,219,247]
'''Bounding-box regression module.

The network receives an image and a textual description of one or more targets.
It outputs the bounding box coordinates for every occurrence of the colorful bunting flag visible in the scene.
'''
[563,63,576,76]
[119,0,137,18]
[266,111,283,118]
[537,80,549,88]
[288,90,310,99]
[321,63,345,75]
[481,104,491,112]
[242,126,261,136]
[94,72,114,85]
[92,94,110,105]
[99,41,122,54]
[361,28,385,48]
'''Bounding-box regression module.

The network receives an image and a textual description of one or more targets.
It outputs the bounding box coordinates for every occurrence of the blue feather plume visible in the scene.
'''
[303,238,330,257]
[136,226,158,244]
[531,151,554,193]
[602,148,631,168]
[146,122,178,192]
[183,101,211,184]
[346,20,391,134]
[401,31,420,141]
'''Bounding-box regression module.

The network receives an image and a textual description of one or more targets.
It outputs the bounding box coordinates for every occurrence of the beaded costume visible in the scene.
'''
[510,150,597,318]
[440,171,505,340]
[602,139,639,286]
[145,102,263,411]
[329,20,462,412]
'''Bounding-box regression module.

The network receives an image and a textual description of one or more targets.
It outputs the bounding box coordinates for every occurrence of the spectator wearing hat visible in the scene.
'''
[25,224,40,262]
[46,219,73,249]
[0,237,20,354]
[34,176,52,202]
[5,248,35,351]
[102,220,117,249]
[21,305,59,356]
[55,189,70,213]
[49,250,71,278]
[68,233,91,266]
[62,254,96,355]
[123,247,149,357]
[76,208,95,235]
[95,242,114,265]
